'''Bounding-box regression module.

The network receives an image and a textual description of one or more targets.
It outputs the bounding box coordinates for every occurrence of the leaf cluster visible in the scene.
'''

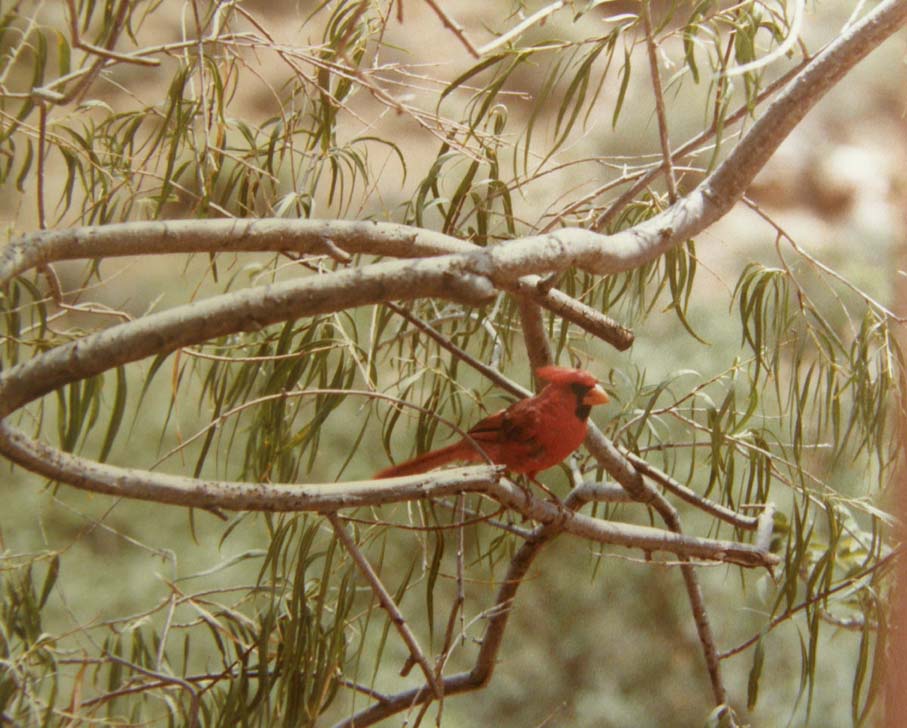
[0,1,901,726]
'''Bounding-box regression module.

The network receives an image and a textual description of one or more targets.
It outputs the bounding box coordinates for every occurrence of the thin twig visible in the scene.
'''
[744,196,907,323]
[720,547,899,660]
[593,58,808,230]
[36,102,47,229]
[436,494,468,677]
[641,1,678,202]
[422,0,479,57]
[477,1,567,56]
[65,0,159,67]
[155,593,178,672]
[725,0,805,77]
[337,678,391,703]
[679,557,728,705]
[582,426,730,706]
[539,168,648,233]
[385,302,529,398]
[625,452,761,530]
[327,512,444,698]
[105,654,200,728]
[149,387,482,470]
[54,0,140,106]
[337,504,506,532]
[711,33,736,144]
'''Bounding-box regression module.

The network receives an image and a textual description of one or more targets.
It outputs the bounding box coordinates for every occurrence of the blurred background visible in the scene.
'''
[2,1,905,726]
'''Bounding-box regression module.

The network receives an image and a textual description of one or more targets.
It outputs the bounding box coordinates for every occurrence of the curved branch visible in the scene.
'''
[2,1,903,339]
[0,256,494,418]
[703,0,906,206]
[0,219,475,282]
[9,0,906,355]
[0,422,775,568]
[0,422,503,509]
[1,219,632,348]
[491,0,907,276]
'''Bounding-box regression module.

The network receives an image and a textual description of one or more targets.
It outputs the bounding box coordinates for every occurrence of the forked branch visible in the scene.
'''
[0,2,903,725]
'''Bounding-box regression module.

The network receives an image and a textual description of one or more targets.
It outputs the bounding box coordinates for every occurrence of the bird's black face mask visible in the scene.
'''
[571,382,593,421]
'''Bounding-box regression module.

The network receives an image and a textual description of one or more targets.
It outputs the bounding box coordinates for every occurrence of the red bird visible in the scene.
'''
[375,366,609,479]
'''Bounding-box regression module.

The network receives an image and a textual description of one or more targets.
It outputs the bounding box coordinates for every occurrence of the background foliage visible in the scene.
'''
[1,1,905,726]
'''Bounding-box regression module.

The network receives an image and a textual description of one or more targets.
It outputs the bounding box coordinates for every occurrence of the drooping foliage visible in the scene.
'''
[0,1,901,726]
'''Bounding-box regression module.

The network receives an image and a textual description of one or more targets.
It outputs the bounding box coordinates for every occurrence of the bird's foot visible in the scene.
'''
[529,476,567,513]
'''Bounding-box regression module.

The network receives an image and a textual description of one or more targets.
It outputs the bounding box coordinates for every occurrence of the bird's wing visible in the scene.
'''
[467,400,539,445]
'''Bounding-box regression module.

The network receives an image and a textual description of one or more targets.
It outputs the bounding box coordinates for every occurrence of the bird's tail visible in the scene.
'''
[374,441,477,479]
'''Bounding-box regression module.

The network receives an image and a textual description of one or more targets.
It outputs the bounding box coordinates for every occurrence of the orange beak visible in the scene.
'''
[583,384,609,406]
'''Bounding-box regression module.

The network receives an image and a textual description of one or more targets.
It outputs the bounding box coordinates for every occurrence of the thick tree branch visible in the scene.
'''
[0,422,502,509]
[517,298,554,377]
[337,474,622,727]
[0,422,775,568]
[0,5,899,723]
[0,256,494,418]
[517,266,731,709]
[2,1,904,292]
[1,219,632,349]
[0,219,474,281]
[510,275,635,350]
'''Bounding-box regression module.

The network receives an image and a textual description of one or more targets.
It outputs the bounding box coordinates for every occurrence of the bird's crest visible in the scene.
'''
[535,365,598,388]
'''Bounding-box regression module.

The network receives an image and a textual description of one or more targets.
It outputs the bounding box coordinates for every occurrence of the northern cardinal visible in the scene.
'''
[375,366,609,479]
